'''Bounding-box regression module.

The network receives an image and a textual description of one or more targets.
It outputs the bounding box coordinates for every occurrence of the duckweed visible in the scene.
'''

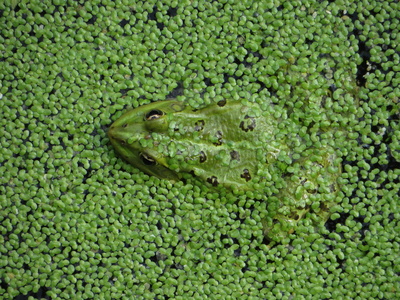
[1,0,399,299]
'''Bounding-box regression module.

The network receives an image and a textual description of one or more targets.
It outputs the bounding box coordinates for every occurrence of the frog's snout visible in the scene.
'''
[107,125,117,140]
[108,124,141,145]
[108,125,126,143]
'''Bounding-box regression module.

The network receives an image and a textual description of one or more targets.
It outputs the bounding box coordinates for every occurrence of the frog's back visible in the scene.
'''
[161,100,291,189]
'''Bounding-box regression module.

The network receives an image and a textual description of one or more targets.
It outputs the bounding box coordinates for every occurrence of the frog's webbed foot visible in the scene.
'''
[263,147,341,242]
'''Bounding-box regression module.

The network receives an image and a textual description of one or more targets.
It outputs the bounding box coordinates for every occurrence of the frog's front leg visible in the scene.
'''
[262,147,341,241]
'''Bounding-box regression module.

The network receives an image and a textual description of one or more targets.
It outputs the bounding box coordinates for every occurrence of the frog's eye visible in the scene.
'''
[140,152,156,166]
[145,109,164,121]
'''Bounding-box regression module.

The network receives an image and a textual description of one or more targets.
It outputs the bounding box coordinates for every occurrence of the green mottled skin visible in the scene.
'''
[108,99,341,241]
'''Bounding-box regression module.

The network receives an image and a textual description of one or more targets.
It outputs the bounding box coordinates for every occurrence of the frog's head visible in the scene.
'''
[108,100,187,181]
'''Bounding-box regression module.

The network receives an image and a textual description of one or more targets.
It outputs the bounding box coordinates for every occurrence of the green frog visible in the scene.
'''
[108,99,341,241]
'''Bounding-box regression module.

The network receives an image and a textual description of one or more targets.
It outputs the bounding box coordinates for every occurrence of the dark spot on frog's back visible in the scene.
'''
[240,169,251,182]
[319,202,328,211]
[217,99,227,107]
[199,151,207,163]
[230,151,240,161]
[329,183,338,193]
[207,176,219,187]
[194,120,205,131]
[289,212,301,221]
[239,115,256,132]
[213,131,223,146]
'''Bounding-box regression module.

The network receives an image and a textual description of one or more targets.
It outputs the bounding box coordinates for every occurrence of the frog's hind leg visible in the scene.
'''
[263,147,341,242]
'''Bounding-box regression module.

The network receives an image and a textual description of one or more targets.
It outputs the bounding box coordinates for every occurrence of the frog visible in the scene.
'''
[108,99,341,241]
